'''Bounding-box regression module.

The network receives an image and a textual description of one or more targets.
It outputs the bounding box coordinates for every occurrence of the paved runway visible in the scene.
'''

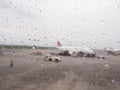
[0,49,120,90]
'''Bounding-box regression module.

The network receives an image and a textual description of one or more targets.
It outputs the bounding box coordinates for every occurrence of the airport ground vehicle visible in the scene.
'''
[57,51,71,56]
[30,51,42,55]
[71,51,96,57]
[44,54,60,62]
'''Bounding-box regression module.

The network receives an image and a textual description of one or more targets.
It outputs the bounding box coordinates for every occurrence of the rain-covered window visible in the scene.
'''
[0,0,120,90]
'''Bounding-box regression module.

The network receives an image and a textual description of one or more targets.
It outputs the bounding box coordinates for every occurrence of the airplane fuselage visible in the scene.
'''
[58,46,95,54]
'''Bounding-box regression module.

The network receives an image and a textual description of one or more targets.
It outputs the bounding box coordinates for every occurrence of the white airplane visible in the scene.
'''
[104,48,120,56]
[56,41,95,57]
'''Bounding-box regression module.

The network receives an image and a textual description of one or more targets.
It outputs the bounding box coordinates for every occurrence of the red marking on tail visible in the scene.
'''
[57,41,62,47]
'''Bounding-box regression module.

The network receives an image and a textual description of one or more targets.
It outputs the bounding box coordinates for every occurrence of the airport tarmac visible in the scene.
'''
[0,49,120,90]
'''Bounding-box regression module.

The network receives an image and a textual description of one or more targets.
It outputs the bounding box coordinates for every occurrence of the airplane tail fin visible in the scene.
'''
[57,41,62,47]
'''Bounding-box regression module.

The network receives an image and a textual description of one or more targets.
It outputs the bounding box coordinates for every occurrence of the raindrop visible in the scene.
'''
[40,9,42,12]
[83,19,86,21]
[44,37,46,39]
[101,33,106,35]
[82,57,86,59]
[75,0,78,2]
[118,3,120,10]
[101,20,104,22]
[6,18,8,21]
[34,39,36,41]
[41,63,44,67]
[112,79,115,84]
[28,39,31,41]
[78,26,80,28]
[105,64,109,67]
[32,46,35,49]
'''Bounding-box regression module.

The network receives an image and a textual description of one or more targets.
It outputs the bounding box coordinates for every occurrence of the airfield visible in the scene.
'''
[0,49,120,90]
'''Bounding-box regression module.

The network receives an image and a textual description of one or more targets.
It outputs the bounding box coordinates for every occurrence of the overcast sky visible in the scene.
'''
[0,0,120,49]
